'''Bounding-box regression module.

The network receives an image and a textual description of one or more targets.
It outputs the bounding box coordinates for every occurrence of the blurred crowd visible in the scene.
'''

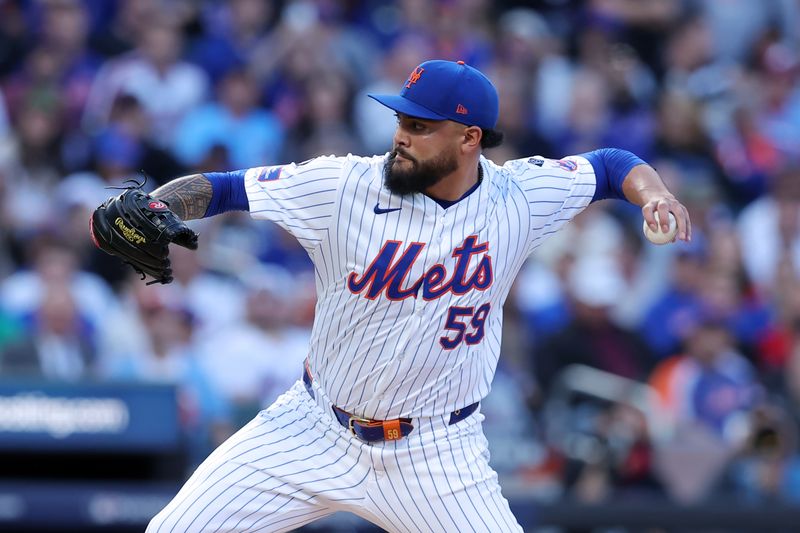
[1,0,800,512]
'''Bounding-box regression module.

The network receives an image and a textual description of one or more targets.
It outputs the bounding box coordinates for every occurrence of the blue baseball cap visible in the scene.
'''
[368,59,499,130]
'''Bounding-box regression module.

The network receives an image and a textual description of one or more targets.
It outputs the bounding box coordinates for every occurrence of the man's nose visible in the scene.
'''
[393,127,409,148]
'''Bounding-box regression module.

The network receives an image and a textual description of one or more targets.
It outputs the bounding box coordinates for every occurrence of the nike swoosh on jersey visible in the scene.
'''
[373,202,402,214]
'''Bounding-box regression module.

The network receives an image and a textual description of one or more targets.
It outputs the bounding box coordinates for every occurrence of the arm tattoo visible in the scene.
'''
[151,174,213,221]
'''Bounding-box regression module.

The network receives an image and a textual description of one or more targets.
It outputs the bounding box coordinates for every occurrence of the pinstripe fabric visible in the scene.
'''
[362,411,523,533]
[243,153,595,421]
[147,382,364,532]
[147,152,597,531]
[148,380,522,532]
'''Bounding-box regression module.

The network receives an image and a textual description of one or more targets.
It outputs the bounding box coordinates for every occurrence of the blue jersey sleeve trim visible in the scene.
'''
[582,148,647,202]
[203,170,250,217]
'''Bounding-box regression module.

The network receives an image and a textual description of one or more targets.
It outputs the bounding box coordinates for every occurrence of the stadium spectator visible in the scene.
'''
[82,16,209,147]
[0,281,97,380]
[197,265,310,426]
[188,0,277,82]
[173,67,284,169]
[99,281,231,466]
[639,237,708,359]
[533,254,655,394]
[648,311,764,503]
[739,164,800,297]
[0,233,118,335]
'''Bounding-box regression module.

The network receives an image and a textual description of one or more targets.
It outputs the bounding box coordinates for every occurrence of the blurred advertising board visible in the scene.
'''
[0,380,180,452]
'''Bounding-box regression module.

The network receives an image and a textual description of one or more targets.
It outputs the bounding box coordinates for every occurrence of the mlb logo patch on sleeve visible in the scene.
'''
[256,167,283,182]
[553,159,578,172]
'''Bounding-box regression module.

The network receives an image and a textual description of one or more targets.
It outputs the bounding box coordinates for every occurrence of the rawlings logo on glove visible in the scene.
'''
[114,217,147,244]
[90,182,198,284]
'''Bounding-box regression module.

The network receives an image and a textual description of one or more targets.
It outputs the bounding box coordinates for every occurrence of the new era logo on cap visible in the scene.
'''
[368,59,499,130]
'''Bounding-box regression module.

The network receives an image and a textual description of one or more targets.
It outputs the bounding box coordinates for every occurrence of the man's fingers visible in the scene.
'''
[657,203,672,233]
[675,204,691,241]
[684,205,692,241]
[643,204,658,231]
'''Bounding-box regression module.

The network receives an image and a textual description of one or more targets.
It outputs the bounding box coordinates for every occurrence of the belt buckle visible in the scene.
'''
[347,415,370,437]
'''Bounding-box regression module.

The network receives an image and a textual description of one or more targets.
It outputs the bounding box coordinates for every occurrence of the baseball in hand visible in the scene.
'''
[643,212,678,245]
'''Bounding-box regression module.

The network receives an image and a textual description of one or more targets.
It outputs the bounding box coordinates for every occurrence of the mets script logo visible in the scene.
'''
[405,66,424,89]
[114,217,146,244]
[347,236,493,300]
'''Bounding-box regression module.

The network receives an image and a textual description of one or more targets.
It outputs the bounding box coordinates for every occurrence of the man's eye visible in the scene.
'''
[412,122,425,131]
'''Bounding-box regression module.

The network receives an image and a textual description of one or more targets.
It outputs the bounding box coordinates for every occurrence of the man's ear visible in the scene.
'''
[462,126,482,150]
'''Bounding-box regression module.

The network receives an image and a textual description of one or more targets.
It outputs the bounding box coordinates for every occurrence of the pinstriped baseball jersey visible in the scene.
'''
[243,153,597,420]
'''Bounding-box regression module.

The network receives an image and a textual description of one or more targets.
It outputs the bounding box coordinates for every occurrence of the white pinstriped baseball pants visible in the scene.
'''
[146,379,523,533]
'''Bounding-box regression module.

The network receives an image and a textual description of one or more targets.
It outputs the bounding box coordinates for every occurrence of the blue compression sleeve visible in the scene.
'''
[582,148,647,202]
[203,170,250,217]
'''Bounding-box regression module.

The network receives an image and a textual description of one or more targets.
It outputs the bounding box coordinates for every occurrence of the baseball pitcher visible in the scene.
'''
[91,59,691,532]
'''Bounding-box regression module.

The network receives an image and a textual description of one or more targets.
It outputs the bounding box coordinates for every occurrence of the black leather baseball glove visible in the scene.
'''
[89,185,198,284]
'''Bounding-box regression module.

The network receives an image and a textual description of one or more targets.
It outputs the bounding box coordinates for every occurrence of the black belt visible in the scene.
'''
[302,362,478,443]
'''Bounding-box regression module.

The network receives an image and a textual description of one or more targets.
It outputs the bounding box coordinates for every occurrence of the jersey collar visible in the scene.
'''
[426,163,483,209]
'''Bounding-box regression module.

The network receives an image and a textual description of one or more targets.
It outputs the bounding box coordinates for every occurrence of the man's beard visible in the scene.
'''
[383,147,459,195]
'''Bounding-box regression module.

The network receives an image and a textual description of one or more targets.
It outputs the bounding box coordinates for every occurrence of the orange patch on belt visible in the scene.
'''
[383,419,402,441]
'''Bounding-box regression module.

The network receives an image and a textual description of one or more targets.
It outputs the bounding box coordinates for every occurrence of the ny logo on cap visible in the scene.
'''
[405,66,424,88]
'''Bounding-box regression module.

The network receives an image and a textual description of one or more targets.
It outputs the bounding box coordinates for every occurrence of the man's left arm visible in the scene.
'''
[583,148,691,242]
